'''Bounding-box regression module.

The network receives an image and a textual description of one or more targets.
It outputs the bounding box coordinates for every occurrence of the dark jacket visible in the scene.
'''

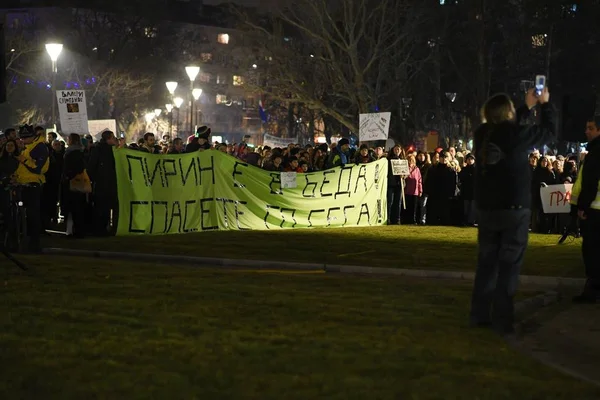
[87,141,117,201]
[459,164,476,200]
[61,146,86,214]
[578,135,600,213]
[474,103,556,210]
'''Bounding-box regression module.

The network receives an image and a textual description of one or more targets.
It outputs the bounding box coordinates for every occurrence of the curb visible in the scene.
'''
[43,248,586,288]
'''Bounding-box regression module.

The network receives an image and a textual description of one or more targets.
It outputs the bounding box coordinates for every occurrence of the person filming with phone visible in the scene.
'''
[469,86,556,336]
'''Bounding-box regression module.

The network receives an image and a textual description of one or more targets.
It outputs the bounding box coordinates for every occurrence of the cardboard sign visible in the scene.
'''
[390,159,409,176]
[359,112,391,141]
[56,90,89,135]
[540,183,573,214]
[88,119,117,140]
[263,134,298,148]
[280,172,298,189]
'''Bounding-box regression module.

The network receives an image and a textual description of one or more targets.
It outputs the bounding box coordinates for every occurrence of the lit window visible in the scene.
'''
[199,73,211,83]
[439,0,445,4]
[144,27,157,38]
[217,34,230,44]
[201,53,212,62]
[216,94,229,104]
[532,34,547,48]
[233,76,244,86]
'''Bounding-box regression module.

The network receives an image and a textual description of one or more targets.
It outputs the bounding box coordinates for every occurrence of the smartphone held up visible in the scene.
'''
[535,75,546,96]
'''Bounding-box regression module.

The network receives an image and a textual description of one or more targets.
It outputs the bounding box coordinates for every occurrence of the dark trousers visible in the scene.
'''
[470,208,530,333]
[41,182,60,229]
[22,184,43,251]
[417,195,428,224]
[581,210,600,294]
[93,194,118,235]
[387,186,403,224]
[402,195,418,224]
[65,192,87,238]
[427,196,450,225]
[463,200,476,225]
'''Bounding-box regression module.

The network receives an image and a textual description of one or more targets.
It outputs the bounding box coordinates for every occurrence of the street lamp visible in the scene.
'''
[165,81,178,96]
[173,97,184,137]
[185,66,200,134]
[165,104,173,137]
[192,88,203,128]
[45,43,63,128]
[154,108,162,118]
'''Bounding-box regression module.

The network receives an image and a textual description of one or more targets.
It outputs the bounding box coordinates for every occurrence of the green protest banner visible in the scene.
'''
[114,149,388,235]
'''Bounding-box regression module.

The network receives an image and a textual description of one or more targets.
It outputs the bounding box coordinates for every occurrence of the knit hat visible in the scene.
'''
[18,124,36,139]
[338,138,350,147]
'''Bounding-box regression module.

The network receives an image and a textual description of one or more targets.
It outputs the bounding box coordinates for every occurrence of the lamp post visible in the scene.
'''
[45,43,63,128]
[185,66,200,135]
[192,88,202,129]
[165,104,173,138]
[173,97,184,137]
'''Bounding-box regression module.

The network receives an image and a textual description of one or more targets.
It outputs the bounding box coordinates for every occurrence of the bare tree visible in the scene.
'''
[238,0,428,134]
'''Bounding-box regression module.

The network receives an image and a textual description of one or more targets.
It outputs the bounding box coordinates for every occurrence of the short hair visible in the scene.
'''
[34,126,45,133]
[5,128,16,136]
[47,131,58,140]
[143,132,154,141]
[173,138,183,145]
[68,133,81,145]
[586,116,600,129]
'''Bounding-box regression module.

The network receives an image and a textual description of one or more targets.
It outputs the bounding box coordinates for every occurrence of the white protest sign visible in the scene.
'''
[88,119,117,140]
[263,134,298,148]
[359,112,391,141]
[540,183,573,214]
[390,159,409,176]
[280,172,298,189]
[56,90,89,135]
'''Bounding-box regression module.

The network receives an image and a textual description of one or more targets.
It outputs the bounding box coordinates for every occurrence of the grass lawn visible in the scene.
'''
[45,225,583,277]
[1,256,598,399]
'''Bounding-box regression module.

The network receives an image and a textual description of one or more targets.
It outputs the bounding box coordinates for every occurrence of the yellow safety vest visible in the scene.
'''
[15,135,50,185]
[570,162,600,210]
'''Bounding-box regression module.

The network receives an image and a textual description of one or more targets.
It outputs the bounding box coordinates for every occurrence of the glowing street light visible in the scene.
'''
[185,66,200,82]
[145,112,156,124]
[45,43,63,128]
[192,88,203,100]
[165,81,178,95]
[45,43,63,72]
[185,66,200,134]
[154,108,162,117]
[165,104,173,113]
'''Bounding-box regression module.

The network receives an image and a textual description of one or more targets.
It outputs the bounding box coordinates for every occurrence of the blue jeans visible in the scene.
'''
[470,208,530,333]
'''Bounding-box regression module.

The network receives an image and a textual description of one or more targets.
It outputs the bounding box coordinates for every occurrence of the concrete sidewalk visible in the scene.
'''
[516,301,600,387]
[43,247,586,288]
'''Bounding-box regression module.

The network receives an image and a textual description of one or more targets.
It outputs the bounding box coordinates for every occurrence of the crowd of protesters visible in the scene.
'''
[0,123,578,239]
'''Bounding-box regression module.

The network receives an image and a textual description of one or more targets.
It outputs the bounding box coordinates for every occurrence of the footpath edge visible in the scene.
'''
[43,248,586,288]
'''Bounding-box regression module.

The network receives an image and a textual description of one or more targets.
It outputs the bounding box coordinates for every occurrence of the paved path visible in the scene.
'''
[516,301,600,386]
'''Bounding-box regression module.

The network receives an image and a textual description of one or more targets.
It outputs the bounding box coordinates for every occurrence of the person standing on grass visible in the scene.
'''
[469,88,555,336]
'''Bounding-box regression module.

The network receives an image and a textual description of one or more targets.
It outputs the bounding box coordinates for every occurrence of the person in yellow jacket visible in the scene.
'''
[14,125,49,253]
[570,117,600,303]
